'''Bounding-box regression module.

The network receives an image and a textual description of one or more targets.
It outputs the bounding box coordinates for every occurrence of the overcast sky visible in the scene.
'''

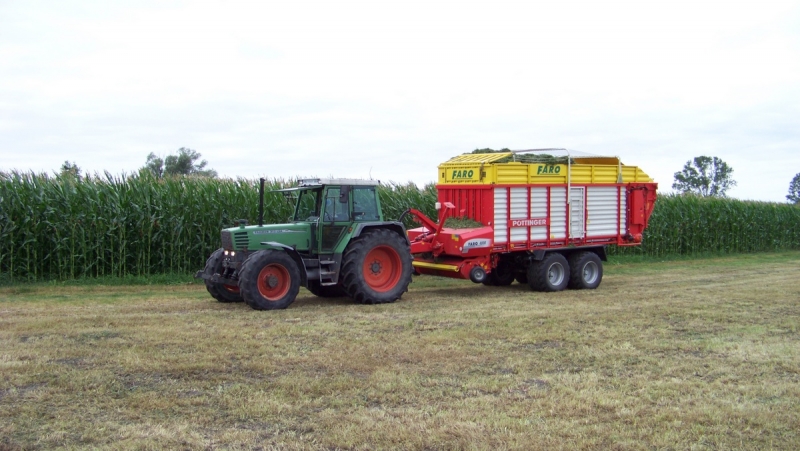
[1,0,799,201]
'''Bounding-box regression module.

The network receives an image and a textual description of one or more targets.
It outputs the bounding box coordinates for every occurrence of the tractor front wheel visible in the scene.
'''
[239,250,300,310]
[340,229,412,304]
[203,248,243,303]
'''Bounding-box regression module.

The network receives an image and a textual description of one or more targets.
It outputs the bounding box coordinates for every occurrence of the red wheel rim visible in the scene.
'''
[257,264,290,301]
[362,245,402,292]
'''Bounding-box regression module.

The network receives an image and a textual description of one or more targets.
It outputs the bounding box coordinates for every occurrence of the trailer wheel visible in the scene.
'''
[528,253,569,292]
[340,229,412,304]
[514,271,528,284]
[482,258,515,286]
[568,252,603,289]
[203,248,243,303]
[239,250,300,310]
[307,281,347,298]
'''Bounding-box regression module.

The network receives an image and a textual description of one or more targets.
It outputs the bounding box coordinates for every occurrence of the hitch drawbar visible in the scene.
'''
[194,270,238,286]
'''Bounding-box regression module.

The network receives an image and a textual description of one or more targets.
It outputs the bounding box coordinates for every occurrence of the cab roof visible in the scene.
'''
[272,178,381,192]
[297,178,381,187]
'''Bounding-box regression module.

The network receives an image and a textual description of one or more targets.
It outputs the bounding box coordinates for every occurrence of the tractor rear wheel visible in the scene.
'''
[528,252,569,292]
[568,251,603,289]
[239,250,300,310]
[307,281,347,298]
[203,248,243,303]
[340,229,412,304]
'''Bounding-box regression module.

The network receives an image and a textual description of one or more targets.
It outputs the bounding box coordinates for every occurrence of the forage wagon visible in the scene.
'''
[403,148,658,291]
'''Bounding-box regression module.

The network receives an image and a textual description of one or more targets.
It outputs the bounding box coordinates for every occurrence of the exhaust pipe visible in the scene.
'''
[258,178,265,227]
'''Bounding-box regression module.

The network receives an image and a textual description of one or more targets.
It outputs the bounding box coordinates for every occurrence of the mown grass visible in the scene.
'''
[1,252,799,450]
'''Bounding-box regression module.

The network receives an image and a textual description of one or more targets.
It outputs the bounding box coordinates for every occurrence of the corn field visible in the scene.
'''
[0,172,290,282]
[1,172,798,283]
[611,194,800,257]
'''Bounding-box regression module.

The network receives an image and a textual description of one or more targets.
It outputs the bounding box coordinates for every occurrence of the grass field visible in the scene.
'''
[1,252,799,450]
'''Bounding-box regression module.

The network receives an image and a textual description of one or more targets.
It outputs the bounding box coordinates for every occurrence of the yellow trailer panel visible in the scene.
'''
[438,151,653,185]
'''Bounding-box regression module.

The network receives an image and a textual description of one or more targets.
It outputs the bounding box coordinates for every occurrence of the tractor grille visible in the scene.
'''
[221,231,233,249]
[233,231,249,248]
[221,230,250,250]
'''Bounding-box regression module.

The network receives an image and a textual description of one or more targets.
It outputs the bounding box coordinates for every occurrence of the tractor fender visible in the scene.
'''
[260,241,309,285]
[351,222,410,245]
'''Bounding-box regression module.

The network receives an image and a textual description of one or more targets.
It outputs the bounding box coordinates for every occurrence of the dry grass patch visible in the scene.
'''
[1,252,799,450]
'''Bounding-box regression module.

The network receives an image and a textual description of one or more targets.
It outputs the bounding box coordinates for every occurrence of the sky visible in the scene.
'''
[1,0,799,202]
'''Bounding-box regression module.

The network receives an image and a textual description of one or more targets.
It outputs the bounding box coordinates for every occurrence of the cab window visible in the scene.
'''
[323,188,351,222]
[353,187,379,221]
[294,189,320,221]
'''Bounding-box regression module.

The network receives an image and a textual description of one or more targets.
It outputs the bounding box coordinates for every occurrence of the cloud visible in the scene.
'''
[1,0,798,201]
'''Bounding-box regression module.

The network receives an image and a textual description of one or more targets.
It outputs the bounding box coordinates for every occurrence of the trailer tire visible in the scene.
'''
[514,271,528,284]
[239,250,300,310]
[568,251,603,290]
[528,252,569,292]
[340,229,412,304]
[307,281,347,298]
[482,258,515,286]
[203,248,243,303]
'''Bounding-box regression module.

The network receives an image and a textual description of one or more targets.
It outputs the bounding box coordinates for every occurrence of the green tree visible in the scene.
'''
[144,153,164,178]
[143,148,217,178]
[60,161,81,179]
[787,173,800,204]
[672,156,736,197]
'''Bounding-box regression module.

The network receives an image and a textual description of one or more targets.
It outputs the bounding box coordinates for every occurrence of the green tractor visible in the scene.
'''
[195,178,413,310]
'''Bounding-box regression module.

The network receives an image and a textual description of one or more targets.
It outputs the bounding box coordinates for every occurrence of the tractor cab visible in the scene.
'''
[276,178,383,255]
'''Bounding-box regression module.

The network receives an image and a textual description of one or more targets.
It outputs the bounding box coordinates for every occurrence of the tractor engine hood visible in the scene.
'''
[221,223,312,252]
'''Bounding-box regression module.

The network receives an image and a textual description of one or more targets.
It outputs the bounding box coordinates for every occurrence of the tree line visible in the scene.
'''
[59,147,216,180]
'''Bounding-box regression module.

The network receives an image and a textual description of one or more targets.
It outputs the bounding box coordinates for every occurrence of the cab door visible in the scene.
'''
[318,186,351,253]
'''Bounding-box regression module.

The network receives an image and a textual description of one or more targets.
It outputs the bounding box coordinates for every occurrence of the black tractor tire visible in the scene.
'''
[568,251,603,290]
[203,248,243,303]
[527,252,570,292]
[307,281,348,298]
[340,229,412,304]
[482,257,515,286]
[514,271,528,285]
[238,250,301,310]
